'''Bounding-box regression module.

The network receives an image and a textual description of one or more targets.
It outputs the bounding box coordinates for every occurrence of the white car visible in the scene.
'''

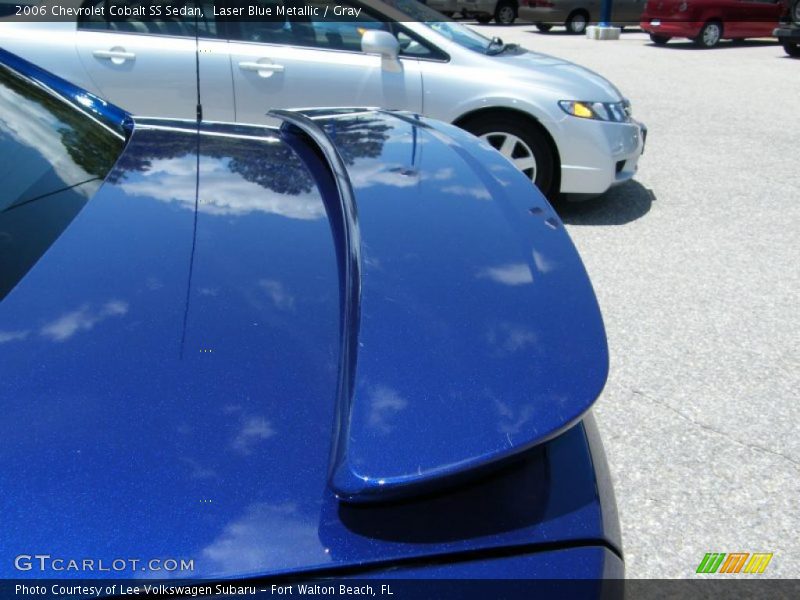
[0,0,646,199]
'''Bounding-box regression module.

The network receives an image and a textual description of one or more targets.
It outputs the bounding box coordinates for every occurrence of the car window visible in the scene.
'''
[395,29,437,58]
[383,0,493,54]
[227,0,389,52]
[0,60,125,300]
[77,0,220,38]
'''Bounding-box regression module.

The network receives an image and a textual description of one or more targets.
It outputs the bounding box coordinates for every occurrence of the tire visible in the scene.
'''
[461,115,558,200]
[535,23,553,32]
[565,10,590,35]
[792,0,800,25]
[693,21,722,48]
[785,42,800,57]
[476,14,492,23]
[650,33,671,45]
[494,0,517,25]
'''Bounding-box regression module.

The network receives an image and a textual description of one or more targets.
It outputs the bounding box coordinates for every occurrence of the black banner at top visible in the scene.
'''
[2,0,445,24]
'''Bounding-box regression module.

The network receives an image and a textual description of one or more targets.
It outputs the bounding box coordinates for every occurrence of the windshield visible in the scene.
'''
[381,0,496,53]
[0,59,125,300]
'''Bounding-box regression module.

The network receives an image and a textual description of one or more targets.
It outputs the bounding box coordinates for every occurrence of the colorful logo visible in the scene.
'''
[696,552,773,574]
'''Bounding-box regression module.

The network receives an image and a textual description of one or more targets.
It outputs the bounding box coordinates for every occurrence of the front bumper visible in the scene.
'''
[557,116,647,196]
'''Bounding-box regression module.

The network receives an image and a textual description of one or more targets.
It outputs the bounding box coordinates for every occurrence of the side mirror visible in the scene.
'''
[361,30,401,72]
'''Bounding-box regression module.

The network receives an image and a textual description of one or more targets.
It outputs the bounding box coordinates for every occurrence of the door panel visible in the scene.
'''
[726,0,782,37]
[73,0,234,121]
[75,33,234,121]
[733,0,783,37]
[229,44,422,124]
[225,1,422,125]
[0,23,98,94]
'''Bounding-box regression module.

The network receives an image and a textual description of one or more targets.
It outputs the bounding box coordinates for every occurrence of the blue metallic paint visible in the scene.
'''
[0,51,619,580]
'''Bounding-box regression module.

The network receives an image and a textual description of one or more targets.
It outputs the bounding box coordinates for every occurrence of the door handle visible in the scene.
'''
[238,61,285,76]
[92,49,136,65]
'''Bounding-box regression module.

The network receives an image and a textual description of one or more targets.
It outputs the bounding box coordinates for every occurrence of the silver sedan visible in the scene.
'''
[0,0,646,199]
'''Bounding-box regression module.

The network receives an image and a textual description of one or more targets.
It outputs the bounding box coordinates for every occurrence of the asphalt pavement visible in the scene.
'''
[470,23,800,578]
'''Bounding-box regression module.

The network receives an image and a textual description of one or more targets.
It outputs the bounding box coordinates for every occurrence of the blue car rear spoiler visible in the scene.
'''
[270,109,609,503]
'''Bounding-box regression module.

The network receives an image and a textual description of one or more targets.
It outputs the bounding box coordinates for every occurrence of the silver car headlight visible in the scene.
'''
[559,99,631,123]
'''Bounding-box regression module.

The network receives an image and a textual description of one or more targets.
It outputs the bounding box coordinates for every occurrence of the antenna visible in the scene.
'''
[180,4,203,359]
[194,8,202,123]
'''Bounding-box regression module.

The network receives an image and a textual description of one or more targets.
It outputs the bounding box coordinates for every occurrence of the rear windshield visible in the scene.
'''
[0,63,125,299]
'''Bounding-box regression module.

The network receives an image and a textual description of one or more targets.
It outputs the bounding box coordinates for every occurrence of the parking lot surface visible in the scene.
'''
[471,24,799,578]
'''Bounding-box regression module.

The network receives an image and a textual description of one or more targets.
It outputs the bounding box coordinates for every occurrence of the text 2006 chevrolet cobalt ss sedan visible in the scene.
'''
[0,48,621,586]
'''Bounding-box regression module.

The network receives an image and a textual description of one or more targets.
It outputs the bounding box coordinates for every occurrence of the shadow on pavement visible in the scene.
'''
[469,22,534,28]
[524,26,644,35]
[523,29,579,36]
[650,39,780,50]
[556,180,655,226]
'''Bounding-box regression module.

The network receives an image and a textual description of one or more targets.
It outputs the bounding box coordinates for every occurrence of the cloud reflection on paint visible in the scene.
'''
[486,322,538,356]
[533,250,556,274]
[494,397,536,437]
[440,185,491,201]
[0,330,29,344]
[348,163,455,190]
[478,263,533,286]
[40,300,128,342]
[197,503,329,576]
[231,416,275,455]
[119,156,326,220]
[258,279,295,311]
[367,385,408,434]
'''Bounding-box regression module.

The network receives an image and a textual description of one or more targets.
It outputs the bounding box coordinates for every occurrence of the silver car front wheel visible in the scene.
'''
[480,132,538,180]
[461,114,557,199]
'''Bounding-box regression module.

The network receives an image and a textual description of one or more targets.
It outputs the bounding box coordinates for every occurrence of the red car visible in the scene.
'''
[641,0,786,47]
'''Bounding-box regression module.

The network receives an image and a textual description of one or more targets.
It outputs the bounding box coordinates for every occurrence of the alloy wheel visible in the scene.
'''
[480,131,537,180]
[703,23,721,47]
[497,5,516,24]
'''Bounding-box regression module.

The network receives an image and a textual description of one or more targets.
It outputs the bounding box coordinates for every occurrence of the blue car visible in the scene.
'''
[0,48,621,589]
